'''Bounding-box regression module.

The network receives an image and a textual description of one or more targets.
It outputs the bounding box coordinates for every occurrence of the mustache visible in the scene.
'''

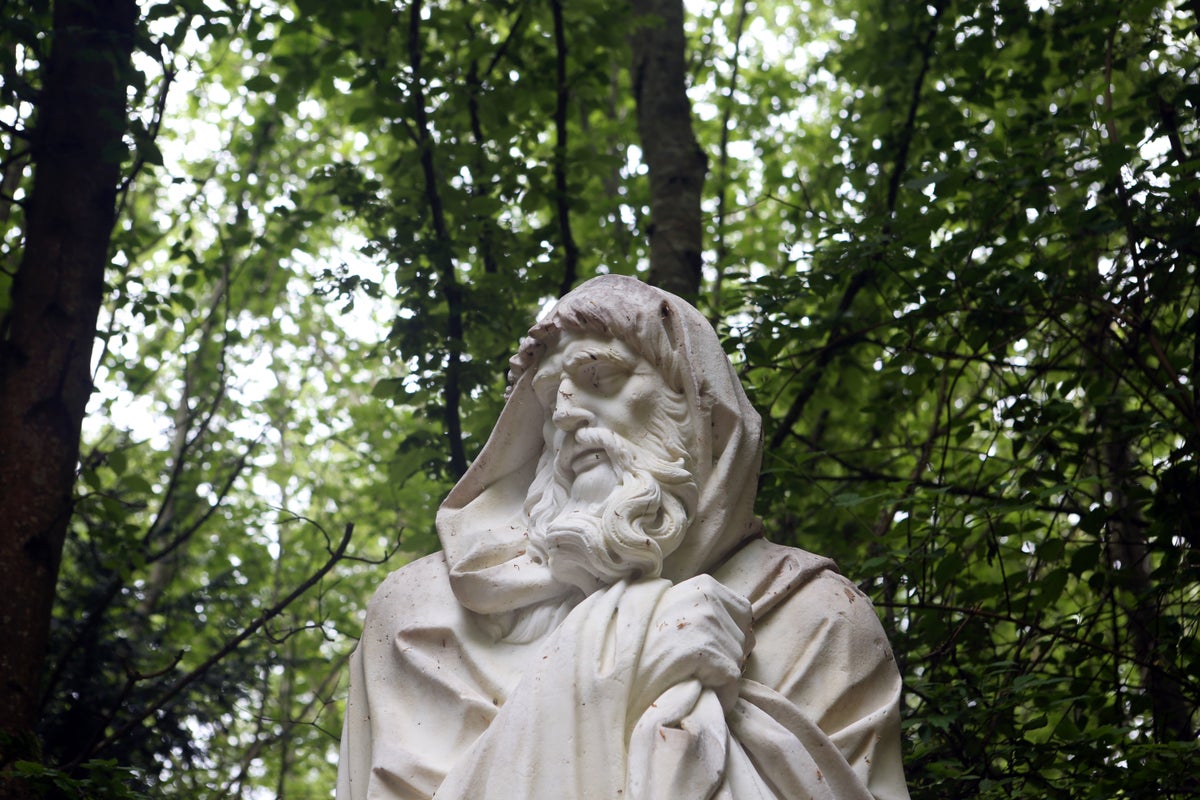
[554,428,630,478]
[552,426,692,487]
[525,424,699,591]
[538,461,696,590]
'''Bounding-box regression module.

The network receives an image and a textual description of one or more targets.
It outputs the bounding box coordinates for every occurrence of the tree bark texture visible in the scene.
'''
[0,0,136,768]
[630,0,707,299]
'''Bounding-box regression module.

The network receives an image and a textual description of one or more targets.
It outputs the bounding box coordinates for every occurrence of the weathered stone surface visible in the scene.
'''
[338,275,910,800]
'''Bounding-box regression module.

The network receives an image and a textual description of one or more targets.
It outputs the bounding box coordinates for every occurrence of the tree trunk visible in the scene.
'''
[630,0,707,299]
[0,0,136,774]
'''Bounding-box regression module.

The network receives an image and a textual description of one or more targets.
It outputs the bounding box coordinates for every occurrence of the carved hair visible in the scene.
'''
[508,293,685,397]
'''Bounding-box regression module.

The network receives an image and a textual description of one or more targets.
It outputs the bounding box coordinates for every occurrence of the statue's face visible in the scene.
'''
[525,330,698,591]
[531,332,670,506]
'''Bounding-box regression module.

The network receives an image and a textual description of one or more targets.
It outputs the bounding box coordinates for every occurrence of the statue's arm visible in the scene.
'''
[745,570,909,800]
[629,573,754,716]
[335,554,503,800]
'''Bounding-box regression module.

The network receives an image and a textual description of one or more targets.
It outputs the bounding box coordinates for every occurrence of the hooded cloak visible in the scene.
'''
[338,276,909,800]
[438,275,764,613]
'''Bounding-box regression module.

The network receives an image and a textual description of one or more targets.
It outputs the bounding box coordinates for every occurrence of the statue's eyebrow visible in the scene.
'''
[563,345,634,371]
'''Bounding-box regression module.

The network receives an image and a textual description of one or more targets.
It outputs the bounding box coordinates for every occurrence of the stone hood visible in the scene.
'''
[436,275,764,615]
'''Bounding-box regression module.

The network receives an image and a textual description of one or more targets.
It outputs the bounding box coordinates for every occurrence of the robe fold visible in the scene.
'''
[338,539,908,800]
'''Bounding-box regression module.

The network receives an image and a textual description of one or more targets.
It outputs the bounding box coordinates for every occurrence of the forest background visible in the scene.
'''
[1,0,1197,797]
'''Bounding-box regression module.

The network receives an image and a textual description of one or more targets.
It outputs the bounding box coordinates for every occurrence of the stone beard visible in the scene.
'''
[337,275,911,800]
[523,378,698,593]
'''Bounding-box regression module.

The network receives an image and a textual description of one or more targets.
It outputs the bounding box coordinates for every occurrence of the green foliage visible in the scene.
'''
[2,0,1198,796]
[720,0,1200,796]
[9,758,148,800]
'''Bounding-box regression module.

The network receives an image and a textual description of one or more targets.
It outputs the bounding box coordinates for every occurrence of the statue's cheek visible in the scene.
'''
[623,374,667,416]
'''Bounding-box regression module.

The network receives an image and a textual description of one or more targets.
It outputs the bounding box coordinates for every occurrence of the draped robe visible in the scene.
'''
[338,540,908,800]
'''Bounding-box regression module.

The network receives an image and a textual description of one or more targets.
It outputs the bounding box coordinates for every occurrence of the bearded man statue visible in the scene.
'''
[337,275,910,800]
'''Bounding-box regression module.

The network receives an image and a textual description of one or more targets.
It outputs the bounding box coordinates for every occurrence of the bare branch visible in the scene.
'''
[82,522,356,762]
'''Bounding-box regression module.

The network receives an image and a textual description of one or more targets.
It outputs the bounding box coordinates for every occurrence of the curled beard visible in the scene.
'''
[525,417,699,594]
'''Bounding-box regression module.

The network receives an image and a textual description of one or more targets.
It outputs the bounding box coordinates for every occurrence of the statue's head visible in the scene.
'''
[520,328,700,592]
[438,275,763,614]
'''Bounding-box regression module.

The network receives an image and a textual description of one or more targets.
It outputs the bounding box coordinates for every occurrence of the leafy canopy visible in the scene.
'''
[0,0,1196,796]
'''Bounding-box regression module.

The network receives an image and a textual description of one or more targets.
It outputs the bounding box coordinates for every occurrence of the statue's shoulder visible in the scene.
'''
[722,540,900,696]
[716,537,892,647]
[362,551,453,628]
[714,538,835,615]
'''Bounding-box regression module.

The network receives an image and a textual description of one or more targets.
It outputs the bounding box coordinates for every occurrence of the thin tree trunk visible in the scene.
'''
[630,0,707,299]
[709,0,750,321]
[0,0,137,776]
[409,0,467,478]
[551,0,579,297]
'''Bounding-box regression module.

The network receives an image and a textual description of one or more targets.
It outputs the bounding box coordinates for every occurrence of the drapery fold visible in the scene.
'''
[338,539,908,800]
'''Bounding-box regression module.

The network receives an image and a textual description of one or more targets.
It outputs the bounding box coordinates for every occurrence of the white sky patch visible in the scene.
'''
[625,143,647,175]
[726,139,756,161]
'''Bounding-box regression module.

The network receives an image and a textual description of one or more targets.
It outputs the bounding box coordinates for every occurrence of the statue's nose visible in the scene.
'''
[552,380,594,431]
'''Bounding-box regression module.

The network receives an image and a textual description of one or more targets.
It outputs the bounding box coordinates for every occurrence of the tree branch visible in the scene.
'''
[710,0,750,319]
[885,0,946,216]
[883,599,1200,700]
[464,53,499,275]
[81,522,356,763]
[768,1,946,451]
[409,0,467,478]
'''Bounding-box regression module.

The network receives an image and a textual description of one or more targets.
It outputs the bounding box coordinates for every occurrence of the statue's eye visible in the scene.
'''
[580,361,629,394]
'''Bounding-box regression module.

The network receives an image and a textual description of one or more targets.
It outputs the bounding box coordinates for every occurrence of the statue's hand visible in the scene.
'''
[633,575,753,711]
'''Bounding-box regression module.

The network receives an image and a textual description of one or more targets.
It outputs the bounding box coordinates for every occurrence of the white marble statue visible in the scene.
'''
[338,275,909,800]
